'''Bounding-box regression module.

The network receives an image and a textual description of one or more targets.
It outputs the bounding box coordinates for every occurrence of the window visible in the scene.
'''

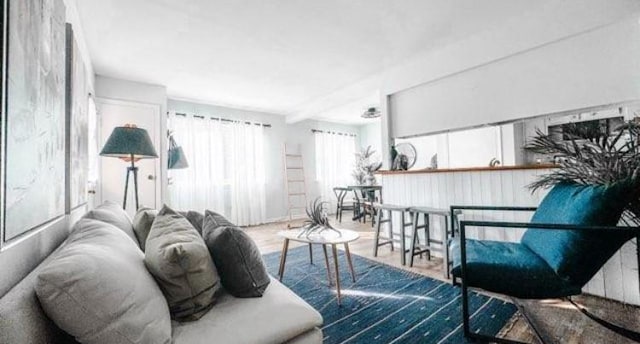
[168,113,266,226]
[314,131,356,205]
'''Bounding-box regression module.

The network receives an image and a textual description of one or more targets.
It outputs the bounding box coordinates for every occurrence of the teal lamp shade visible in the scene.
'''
[100,126,158,159]
[168,147,189,169]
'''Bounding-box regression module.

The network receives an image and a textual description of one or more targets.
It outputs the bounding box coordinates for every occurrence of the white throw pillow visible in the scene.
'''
[35,219,172,344]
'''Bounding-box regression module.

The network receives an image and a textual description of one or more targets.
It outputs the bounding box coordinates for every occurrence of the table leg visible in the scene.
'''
[332,244,342,306]
[344,243,356,283]
[322,244,332,285]
[278,239,290,281]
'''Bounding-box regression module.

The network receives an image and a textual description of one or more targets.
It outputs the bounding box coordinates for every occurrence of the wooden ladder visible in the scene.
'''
[284,146,308,229]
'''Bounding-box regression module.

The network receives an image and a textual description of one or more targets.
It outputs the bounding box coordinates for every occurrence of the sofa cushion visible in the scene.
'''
[202,211,270,297]
[145,205,221,321]
[132,207,158,251]
[451,239,581,299]
[35,218,172,344]
[178,210,205,235]
[82,200,138,244]
[171,278,323,344]
[521,182,633,286]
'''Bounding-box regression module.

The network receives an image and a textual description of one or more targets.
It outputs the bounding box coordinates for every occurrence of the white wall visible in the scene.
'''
[388,15,640,138]
[168,99,361,222]
[358,120,382,157]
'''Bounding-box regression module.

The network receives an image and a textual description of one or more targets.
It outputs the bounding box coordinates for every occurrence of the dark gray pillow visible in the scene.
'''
[202,210,270,298]
[132,207,158,251]
[82,201,138,244]
[145,205,221,321]
[178,210,205,235]
[205,210,235,228]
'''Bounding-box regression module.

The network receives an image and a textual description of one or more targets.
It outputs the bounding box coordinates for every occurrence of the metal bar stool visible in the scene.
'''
[408,207,461,278]
[373,203,413,265]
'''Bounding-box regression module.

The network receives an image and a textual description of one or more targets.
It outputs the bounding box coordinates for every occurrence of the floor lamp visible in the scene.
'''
[100,124,158,210]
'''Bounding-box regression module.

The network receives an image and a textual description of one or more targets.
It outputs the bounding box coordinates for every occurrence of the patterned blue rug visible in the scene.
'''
[263,245,517,344]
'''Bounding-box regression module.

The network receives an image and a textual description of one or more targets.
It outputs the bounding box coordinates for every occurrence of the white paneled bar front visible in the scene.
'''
[379,166,639,306]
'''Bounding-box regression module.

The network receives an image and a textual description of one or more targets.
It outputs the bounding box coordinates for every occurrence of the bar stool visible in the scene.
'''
[408,207,462,279]
[373,203,413,265]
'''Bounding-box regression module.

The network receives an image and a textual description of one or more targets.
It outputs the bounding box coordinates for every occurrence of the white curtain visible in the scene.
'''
[314,131,356,208]
[168,113,266,226]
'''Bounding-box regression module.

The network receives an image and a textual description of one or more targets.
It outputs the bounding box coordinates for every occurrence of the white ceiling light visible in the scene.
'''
[361,107,381,119]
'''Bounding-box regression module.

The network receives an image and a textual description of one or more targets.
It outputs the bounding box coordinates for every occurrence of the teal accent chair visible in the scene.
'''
[450,182,640,344]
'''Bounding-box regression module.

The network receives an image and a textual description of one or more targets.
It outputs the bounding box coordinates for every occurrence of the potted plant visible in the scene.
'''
[526,120,640,224]
[298,198,341,238]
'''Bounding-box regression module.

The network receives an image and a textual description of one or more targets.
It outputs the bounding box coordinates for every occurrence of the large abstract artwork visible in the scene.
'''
[66,24,89,210]
[5,0,67,240]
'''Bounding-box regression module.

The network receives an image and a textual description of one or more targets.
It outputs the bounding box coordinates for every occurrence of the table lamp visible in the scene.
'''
[100,124,158,210]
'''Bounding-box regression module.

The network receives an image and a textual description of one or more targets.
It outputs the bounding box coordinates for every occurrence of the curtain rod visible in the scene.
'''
[174,112,272,128]
[311,129,357,137]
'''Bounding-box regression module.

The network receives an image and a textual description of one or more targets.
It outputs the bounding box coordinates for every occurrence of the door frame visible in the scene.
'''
[95,97,163,210]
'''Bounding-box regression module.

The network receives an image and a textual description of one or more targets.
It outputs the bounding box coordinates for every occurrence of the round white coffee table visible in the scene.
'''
[277,228,360,305]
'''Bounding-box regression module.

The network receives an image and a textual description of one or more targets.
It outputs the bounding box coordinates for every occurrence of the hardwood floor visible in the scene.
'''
[246,218,640,344]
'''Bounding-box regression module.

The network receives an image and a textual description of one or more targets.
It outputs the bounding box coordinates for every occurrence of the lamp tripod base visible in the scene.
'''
[123,161,140,211]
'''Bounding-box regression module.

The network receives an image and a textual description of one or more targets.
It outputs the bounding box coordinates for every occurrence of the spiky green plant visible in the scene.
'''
[297,197,341,238]
[353,146,383,185]
[525,120,640,224]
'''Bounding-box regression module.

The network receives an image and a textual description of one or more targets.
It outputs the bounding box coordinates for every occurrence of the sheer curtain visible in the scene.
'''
[168,113,266,226]
[314,131,356,208]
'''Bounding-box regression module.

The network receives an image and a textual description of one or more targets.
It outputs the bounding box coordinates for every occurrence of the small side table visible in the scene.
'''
[277,228,360,306]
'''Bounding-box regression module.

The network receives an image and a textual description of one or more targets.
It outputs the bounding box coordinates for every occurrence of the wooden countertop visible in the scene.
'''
[376,164,556,175]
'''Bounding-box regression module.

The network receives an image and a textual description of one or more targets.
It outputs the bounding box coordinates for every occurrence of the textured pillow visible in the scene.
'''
[145,205,221,321]
[132,207,158,251]
[178,210,205,235]
[521,182,633,286]
[83,200,137,244]
[202,210,270,297]
[35,219,172,344]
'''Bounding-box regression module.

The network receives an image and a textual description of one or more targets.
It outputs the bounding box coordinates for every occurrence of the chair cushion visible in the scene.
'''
[451,239,580,299]
[145,205,221,321]
[171,278,322,344]
[35,219,172,344]
[82,200,138,244]
[521,182,633,286]
[202,210,270,297]
[132,207,158,251]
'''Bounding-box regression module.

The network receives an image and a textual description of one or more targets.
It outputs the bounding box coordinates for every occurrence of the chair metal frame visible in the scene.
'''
[333,187,355,223]
[451,204,640,343]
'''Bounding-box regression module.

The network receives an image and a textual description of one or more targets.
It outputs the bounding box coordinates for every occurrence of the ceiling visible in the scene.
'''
[77,0,552,124]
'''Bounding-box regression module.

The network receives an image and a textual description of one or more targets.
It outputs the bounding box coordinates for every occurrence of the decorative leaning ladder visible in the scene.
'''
[283,146,308,229]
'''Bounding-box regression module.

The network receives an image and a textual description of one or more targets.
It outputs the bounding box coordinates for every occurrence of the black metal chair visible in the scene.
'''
[333,187,355,223]
[450,182,640,343]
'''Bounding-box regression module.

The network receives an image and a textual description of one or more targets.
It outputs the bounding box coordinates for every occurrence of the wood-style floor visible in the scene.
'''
[246,217,640,344]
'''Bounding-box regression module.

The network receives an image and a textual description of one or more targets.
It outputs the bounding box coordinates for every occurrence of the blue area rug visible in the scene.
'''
[263,245,517,344]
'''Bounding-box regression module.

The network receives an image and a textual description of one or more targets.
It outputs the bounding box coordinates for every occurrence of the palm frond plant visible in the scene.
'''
[525,120,640,225]
[298,197,341,238]
[352,146,383,186]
